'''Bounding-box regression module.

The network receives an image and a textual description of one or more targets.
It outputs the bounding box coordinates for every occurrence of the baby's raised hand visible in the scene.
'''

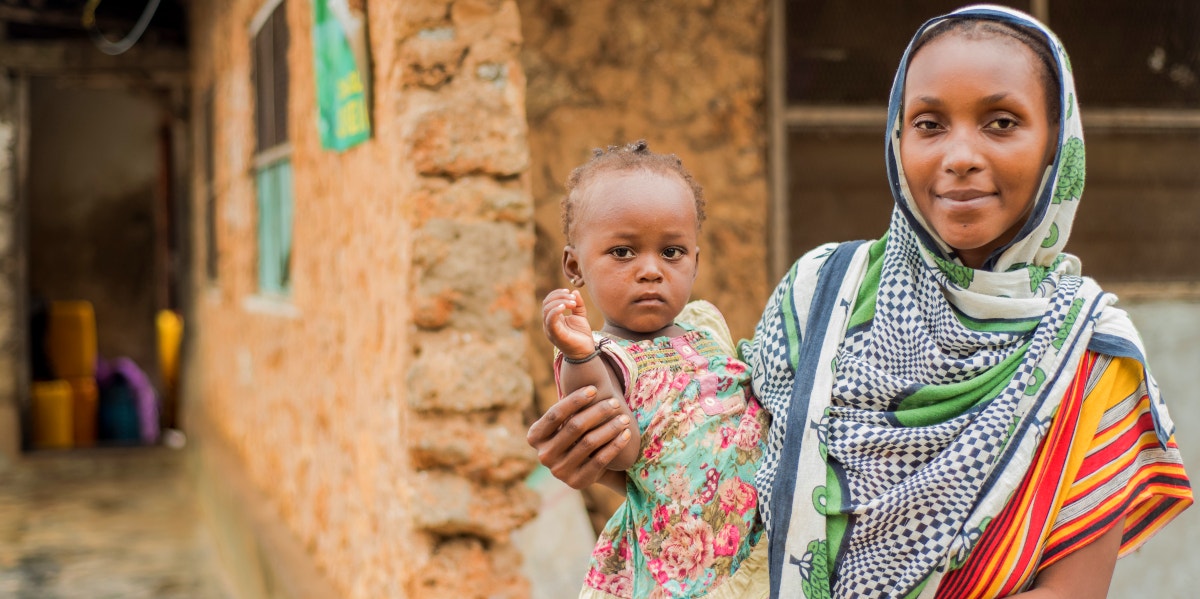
[542,289,595,359]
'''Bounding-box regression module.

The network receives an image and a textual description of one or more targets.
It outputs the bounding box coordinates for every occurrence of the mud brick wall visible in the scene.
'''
[187,1,537,597]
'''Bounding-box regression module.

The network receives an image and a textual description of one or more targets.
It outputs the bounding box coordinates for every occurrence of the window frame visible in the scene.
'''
[250,0,293,298]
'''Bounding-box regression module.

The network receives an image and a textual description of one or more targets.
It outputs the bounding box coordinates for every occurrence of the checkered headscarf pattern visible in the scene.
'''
[825,222,1086,596]
[748,269,801,532]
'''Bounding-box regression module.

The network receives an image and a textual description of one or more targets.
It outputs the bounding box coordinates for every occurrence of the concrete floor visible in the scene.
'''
[0,448,230,599]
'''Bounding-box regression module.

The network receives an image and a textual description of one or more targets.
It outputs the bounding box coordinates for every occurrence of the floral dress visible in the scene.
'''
[566,302,769,599]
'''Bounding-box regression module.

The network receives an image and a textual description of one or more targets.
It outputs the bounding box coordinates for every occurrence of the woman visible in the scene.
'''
[528,6,1191,598]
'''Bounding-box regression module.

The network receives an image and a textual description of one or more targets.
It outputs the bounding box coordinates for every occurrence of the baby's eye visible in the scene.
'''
[609,247,634,259]
[662,247,686,259]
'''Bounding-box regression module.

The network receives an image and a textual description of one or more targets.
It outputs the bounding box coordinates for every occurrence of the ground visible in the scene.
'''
[0,448,230,599]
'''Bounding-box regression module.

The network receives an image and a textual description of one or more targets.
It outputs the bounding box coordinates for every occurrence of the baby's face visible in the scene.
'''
[567,170,699,339]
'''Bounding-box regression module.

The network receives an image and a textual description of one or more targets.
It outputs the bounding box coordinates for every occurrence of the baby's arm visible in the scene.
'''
[543,289,641,472]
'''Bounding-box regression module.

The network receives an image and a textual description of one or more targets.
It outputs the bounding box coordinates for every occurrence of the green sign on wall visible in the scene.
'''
[312,0,371,151]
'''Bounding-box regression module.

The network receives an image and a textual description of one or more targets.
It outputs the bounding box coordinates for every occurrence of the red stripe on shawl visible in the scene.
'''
[935,353,1096,599]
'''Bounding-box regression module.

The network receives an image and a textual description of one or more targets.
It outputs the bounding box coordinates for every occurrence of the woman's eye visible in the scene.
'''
[987,117,1018,130]
[912,119,941,131]
[610,247,634,258]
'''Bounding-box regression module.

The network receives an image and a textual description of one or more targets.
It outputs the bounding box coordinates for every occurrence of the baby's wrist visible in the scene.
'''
[560,337,609,364]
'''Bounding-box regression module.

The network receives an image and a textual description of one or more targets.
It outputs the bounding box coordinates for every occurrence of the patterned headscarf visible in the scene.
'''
[746,5,1177,599]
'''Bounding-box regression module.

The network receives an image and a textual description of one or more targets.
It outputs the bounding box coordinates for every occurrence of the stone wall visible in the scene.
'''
[187,1,537,597]
[518,0,771,516]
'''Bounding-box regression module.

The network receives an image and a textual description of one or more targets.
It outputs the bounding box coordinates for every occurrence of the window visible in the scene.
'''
[772,0,1200,285]
[252,0,292,295]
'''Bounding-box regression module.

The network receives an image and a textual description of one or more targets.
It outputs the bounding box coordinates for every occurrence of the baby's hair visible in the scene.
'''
[561,140,706,243]
[911,17,1062,123]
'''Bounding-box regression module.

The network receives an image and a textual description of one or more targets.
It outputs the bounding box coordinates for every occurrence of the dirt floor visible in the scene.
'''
[0,447,230,599]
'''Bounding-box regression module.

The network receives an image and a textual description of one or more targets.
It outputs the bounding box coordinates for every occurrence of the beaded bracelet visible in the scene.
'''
[562,337,610,364]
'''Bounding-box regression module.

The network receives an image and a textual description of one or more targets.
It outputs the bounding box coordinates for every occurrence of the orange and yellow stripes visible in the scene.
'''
[937,353,1192,597]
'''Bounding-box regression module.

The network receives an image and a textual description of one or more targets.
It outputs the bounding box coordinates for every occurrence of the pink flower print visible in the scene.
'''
[647,558,670,585]
[671,402,703,439]
[584,567,607,589]
[652,504,671,532]
[670,371,692,391]
[632,370,671,410]
[637,527,651,546]
[725,358,747,375]
[745,399,760,418]
[603,575,632,597]
[643,435,663,462]
[733,413,763,451]
[665,465,693,504]
[659,515,715,582]
[717,375,733,394]
[592,539,615,561]
[714,524,741,557]
[718,478,758,516]
[618,538,632,561]
[719,426,734,449]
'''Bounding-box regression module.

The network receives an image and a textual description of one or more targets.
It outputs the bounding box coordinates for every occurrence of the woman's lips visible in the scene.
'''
[935,190,998,210]
[937,189,996,202]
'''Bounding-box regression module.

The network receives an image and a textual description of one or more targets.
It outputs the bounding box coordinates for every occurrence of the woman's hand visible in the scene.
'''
[543,289,594,359]
[527,385,633,491]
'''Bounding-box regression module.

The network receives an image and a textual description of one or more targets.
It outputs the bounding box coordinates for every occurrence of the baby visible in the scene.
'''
[543,141,768,598]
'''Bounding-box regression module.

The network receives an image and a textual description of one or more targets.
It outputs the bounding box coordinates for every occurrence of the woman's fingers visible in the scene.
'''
[527,386,633,489]
[527,385,602,449]
[556,420,632,489]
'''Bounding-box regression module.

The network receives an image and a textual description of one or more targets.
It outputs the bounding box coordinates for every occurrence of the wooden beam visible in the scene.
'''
[0,40,188,73]
[0,6,82,28]
[0,6,140,30]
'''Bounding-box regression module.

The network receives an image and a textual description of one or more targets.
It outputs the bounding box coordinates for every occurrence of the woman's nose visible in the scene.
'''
[942,132,983,176]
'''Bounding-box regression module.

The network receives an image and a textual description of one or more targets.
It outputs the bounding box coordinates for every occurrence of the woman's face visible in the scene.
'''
[900,33,1056,269]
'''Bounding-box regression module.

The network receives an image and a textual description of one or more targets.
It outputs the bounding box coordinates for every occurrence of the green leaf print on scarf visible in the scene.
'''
[1066,93,1074,120]
[1024,367,1047,396]
[797,539,831,599]
[933,255,975,288]
[1011,255,1067,293]
[1040,222,1060,248]
[1053,137,1085,204]
[1051,298,1086,350]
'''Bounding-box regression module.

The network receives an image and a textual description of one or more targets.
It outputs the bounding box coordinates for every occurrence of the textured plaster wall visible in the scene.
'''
[188,1,537,597]
[518,1,771,517]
